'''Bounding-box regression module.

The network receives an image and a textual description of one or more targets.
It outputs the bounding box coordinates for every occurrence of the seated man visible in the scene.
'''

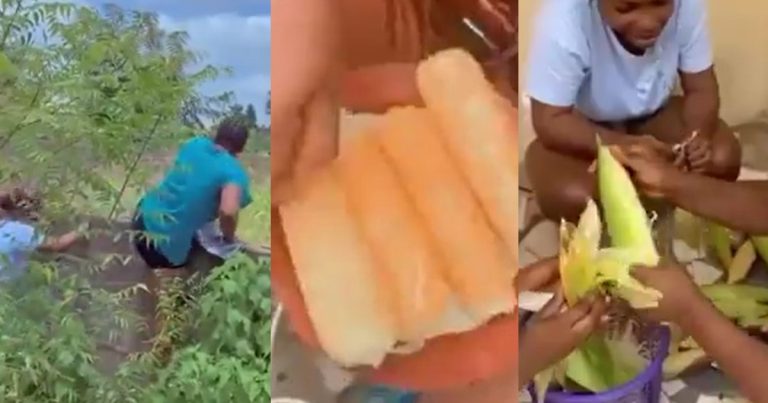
[524,0,741,223]
[132,119,253,272]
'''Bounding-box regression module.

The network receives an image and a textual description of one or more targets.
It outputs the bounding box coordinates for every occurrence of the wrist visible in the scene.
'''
[675,289,712,331]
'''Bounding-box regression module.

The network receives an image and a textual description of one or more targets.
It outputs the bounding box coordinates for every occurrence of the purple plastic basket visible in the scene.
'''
[530,325,671,403]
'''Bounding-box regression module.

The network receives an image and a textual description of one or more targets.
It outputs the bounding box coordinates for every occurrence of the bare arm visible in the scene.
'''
[531,99,636,159]
[679,292,768,402]
[662,170,768,235]
[37,230,80,253]
[219,184,241,242]
[680,67,719,137]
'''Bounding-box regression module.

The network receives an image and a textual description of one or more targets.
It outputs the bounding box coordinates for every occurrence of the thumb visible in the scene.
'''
[557,295,605,340]
[571,297,606,336]
[608,145,639,170]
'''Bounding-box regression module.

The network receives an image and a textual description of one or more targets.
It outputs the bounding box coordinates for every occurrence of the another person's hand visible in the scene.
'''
[685,135,712,174]
[609,143,679,198]
[627,135,676,163]
[519,291,608,383]
[473,0,516,52]
[518,257,608,384]
[631,264,705,324]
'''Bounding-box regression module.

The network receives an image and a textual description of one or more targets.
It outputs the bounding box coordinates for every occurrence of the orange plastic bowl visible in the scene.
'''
[271,210,518,392]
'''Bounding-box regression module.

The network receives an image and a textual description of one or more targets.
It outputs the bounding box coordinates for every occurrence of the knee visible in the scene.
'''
[709,123,742,181]
[535,181,594,224]
[525,141,595,223]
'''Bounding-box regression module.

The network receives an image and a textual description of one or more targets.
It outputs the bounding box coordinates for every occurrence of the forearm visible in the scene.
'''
[682,90,719,138]
[680,294,768,402]
[534,111,634,159]
[663,171,768,234]
[340,63,423,113]
[39,231,80,252]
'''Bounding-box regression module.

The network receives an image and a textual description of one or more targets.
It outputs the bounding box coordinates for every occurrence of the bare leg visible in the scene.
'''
[524,139,596,223]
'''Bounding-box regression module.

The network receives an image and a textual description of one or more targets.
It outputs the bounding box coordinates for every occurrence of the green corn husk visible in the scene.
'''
[727,241,756,284]
[701,284,768,329]
[707,222,734,268]
[559,200,600,306]
[752,236,768,266]
[597,144,659,266]
[534,144,663,398]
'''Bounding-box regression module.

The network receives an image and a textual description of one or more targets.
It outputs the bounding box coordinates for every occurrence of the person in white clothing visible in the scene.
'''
[524,0,741,222]
[0,187,83,282]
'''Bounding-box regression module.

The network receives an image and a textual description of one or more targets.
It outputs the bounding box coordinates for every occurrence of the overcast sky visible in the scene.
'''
[85,1,271,124]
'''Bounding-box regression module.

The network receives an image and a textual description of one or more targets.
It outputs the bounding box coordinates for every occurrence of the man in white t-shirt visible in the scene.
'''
[524,0,741,222]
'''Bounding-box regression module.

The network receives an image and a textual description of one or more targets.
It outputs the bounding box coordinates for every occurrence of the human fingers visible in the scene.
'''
[538,289,566,319]
[688,150,711,173]
[608,145,646,171]
[571,296,608,336]
[673,150,687,169]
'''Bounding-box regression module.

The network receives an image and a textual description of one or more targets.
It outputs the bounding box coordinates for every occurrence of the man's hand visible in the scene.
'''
[631,264,705,324]
[685,135,712,174]
[609,143,680,198]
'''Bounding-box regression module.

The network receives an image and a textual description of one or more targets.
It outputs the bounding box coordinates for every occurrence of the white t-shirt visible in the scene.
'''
[526,0,713,122]
[0,220,44,281]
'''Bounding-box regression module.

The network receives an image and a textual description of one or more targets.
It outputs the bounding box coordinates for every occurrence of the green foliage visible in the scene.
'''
[143,255,272,402]
[0,254,272,402]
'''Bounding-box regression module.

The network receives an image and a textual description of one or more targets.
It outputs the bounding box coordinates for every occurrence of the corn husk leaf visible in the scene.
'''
[593,248,662,309]
[564,331,648,392]
[752,236,768,266]
[533,366,556,402]
[702,284,768,329]
[675,209,704,253]
[596,143,658,265]
[707,222,733,268]
[559,199,600,306]
[727,241,756,284]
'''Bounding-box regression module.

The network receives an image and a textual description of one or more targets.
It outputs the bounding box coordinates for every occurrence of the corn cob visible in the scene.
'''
[536,144,662,397]
[597,143,659,265]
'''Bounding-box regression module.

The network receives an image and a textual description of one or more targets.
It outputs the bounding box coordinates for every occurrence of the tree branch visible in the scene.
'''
[0,0,23,51]
[108,115,162,220]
